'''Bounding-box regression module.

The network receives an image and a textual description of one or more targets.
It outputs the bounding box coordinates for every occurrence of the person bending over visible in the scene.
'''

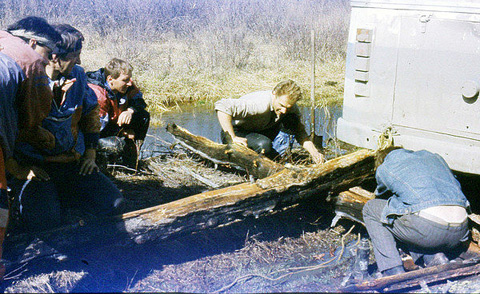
[214,79,324,164]
[363,147,470,277]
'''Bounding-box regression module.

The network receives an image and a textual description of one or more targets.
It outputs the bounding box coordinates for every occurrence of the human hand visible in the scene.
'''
[79,149,99,175]
[61,78,77,92]
[232,136,248,147]
[79,158,99,175]
[10,164,50,181]
[117,109,134,126]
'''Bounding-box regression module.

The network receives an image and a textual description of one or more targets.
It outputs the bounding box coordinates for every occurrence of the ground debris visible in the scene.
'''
[3,150,480,293]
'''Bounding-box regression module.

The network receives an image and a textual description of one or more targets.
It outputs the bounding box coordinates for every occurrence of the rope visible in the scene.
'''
[376,126,394,151]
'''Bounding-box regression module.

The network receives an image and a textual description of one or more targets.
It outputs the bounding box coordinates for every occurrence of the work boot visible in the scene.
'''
[122,139,138,168]
[378,265,405,278]
[423,252,449,267]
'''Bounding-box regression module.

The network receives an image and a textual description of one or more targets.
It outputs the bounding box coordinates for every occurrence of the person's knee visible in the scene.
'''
[362,199,376,220]
[22,203,62,232]
[252,140,272,155]
[246,134,273,155]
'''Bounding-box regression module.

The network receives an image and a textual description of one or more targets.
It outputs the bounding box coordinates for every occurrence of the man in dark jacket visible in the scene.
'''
[87,58,150,167]
[10,24,125,232]
[0,16,60,280]
[363,147,470,277]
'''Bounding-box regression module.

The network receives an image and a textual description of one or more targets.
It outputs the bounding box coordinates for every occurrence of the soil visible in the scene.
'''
[2,144,480,293]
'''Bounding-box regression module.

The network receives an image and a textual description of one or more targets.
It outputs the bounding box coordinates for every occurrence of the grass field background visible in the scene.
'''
[1,0,350,113]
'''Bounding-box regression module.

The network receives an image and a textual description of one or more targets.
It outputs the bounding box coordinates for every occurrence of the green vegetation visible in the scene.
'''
[1,0,350,113]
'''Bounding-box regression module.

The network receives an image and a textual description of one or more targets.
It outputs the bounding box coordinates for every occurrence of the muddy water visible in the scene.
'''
[142,104,342,158]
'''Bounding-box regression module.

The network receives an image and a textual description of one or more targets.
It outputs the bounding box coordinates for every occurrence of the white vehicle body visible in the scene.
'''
[337,0,480,173]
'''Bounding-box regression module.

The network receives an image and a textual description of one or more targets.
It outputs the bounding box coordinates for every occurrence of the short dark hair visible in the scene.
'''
[105,58,133,79]
[7,16,61,49]
[52,24,84,58]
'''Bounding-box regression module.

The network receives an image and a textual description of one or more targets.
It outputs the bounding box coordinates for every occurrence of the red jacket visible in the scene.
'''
[0,31,54,149]
[88,82,142,124]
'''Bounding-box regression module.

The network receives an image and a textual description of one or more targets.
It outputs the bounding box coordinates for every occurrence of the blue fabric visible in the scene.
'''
[0,52,24,158]
[8,162,123,232]
[376,149,470,224]
[363,198,469,272]
[15,65,99,162]
[272,131,295,156]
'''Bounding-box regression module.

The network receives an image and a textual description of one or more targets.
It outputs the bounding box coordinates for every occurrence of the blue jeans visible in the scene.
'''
[363,199,469,272]
[9,162,125,232]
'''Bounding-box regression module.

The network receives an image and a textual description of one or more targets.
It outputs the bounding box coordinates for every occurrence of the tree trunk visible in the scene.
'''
[166,123,284,179]
[5,149,377,262]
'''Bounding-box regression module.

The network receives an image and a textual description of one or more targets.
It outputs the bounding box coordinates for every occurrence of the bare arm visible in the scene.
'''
[294,120,325,164]
[216,110,247,146]
[302,140,325,164]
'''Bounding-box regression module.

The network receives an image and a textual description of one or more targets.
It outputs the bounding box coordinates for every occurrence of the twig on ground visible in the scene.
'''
[107,164,156,176]
[214,225,356,293]
[181,166,220,189]
[4,262,28,280]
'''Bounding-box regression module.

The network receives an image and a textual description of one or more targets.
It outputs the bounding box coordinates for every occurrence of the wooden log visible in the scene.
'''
[4,148,377,263]
[330,187,374,226]
[342,258,480,292]
[166,123,284,179]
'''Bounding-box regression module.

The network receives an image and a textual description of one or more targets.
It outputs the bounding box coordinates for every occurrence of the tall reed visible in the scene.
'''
[1,0,350,113]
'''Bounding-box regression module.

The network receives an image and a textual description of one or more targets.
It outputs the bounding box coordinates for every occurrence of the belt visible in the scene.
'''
[414,211,467,227]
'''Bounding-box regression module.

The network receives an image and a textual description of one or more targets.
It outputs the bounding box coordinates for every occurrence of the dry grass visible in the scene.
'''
[1,0,350,113]
[5,271,87,293]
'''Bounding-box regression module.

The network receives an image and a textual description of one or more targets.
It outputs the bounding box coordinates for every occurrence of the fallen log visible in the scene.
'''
[4,148,377,264]
[330,186,375,227]
[341,258,480,292]
[166,123,284,179]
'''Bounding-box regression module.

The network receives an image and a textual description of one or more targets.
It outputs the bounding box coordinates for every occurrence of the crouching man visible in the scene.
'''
[363,147,470,277]
[214,79,325,164]
[9,24,125,232]
[87,58,150,167]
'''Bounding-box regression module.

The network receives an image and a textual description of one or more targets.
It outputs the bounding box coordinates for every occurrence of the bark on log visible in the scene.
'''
[166,123,284,179]
[330,187,375,226]
[342,258,480,292]
[4,148,377,263]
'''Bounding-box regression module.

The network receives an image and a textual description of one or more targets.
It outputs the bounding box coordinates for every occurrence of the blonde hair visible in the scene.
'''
[272,79,303,103]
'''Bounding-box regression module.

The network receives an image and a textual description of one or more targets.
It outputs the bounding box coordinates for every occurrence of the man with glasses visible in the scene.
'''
[0,16,60,280]
[10,24,125,233]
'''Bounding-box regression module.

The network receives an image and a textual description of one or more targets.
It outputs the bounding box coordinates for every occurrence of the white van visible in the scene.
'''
[336,0,480,174]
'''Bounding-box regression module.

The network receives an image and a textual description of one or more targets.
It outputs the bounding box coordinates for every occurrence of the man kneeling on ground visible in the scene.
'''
[363,147,470,277]
[87,58,150,167]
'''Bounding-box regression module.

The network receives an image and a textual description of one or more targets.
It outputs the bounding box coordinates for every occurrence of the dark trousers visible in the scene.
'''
[221,125,294,159]
[363,199,469,272]
[100,109,150,142]
[8,162,124,232]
